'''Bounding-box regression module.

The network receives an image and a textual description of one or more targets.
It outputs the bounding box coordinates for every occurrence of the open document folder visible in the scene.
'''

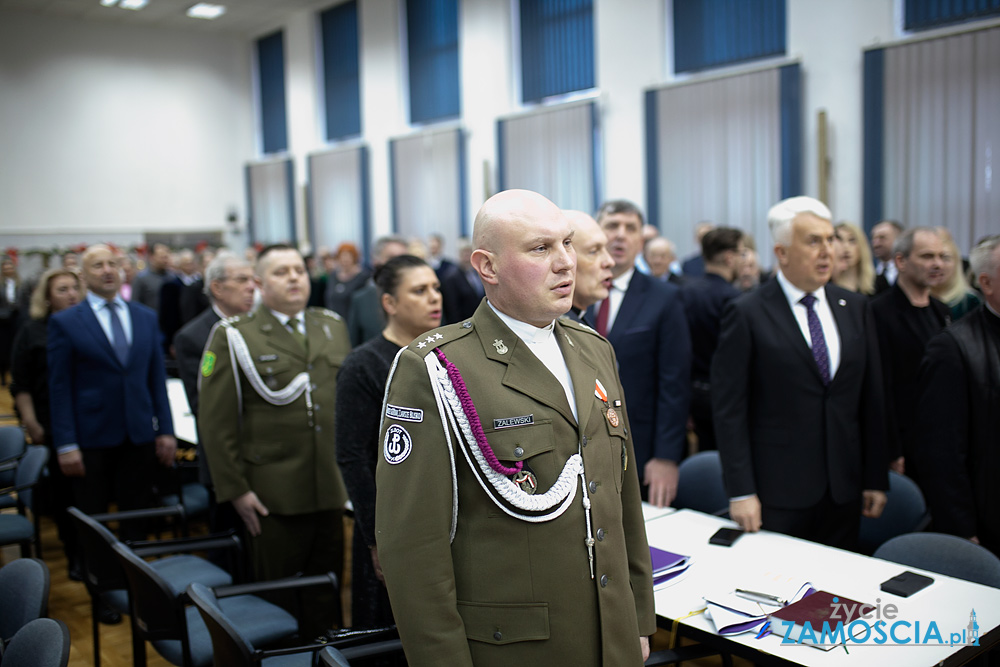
[705,580,816,635]
[650,547,691,589]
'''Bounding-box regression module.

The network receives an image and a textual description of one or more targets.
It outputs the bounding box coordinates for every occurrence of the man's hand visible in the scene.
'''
[232,491,270,537]
[862,490,888,519]
[640,635,650,661]
[730,495,762,532]
[370,546,385,583]
[643,458,679,508]
[24,420,45,445]
[155,435,177,467]
[889,456,905,475]
[59,450,85,477]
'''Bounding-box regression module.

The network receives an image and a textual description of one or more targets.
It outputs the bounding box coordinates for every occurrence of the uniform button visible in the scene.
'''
[310,383,317,390]
[493,631,502,641]
[513,446,524,458]
[308,421,314,427]
[315,425,322,432]
[581,436,588,447]
[307,364,314,370]
[600,574,608,587]
[266,367,273,374]
[589,481,598,494]
[314,404,320,410]
[596,528,605,541]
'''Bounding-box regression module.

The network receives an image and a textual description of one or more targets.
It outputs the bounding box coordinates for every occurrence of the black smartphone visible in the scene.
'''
[709,527,744,547]
[881,571,934,597]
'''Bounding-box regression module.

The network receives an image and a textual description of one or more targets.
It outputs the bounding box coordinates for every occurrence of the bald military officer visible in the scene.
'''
[375,190,655,666]
[199,244,351,636]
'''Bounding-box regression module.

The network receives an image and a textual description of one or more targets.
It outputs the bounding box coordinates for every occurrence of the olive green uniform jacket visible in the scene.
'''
[375,302,655,666]
[198,307,350,514]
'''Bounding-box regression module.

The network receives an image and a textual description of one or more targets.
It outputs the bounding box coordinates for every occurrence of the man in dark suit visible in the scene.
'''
[912,235,1000,555]
[679,221,715,278]
[681,227,744,451]
[871,220,904,294]
[870,228,950,475]
[48,244,177,525]
[438,238,482,324]
[588,200,691,507]
[346,236,408,346]
[712,197,888,550]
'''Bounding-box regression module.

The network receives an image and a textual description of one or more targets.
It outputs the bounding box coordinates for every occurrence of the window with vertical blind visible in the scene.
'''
[307,145,370,259]
[905,0,1000,31]
[246,158,296,245]
[256,31,288,154]
[645,63,801,264]
[673,0,786,74]
[519,0,594,104]
[406,0,460,124]
[390,127,467,245]
[320,2,361,140]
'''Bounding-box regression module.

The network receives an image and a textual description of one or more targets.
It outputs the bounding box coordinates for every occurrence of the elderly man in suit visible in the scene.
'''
[48,245,177,522]
[564,209,614,323]
[376,190,654,666]
[198,244,351,636]
[588,200,691,508]
[712,196,888,550]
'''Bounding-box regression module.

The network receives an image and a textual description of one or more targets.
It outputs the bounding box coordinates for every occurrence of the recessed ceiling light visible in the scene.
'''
[100,0,118,6]
[187,3,226,19]
[119,0,148,9]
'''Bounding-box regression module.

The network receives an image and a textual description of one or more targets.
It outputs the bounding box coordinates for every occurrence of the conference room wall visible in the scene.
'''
[0,8,253,250]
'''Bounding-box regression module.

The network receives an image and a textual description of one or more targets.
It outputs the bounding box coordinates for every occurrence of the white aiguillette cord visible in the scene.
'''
[223,323,313,412]
[425,348,597,578]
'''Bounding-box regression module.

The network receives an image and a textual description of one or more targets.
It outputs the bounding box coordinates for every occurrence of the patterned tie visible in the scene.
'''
[595,296,611,337]
[286,317,307,352]
[800,294,830,385]
[106,301,130,366]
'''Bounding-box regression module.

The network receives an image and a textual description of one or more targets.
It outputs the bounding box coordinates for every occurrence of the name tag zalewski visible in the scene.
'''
[493,414,534,429]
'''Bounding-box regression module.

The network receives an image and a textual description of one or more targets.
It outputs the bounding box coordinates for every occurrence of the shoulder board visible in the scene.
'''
[407,321,475,356]
[309,307,343,321]
[559,316,601,338]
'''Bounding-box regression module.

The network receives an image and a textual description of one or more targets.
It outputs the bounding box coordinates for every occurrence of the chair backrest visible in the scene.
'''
[859,471,929,554]
[1,618,70,667]
[874,532,1000,588]
[0,427,26,488]
[674,451,728,514]
[111,541,190,643]
[67,507,129,596]
[186,582,257,666]
[0,558,50,642]
[13,446,48,511]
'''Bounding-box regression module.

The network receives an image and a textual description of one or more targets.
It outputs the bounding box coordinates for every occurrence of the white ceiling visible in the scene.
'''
[0,0,338,36]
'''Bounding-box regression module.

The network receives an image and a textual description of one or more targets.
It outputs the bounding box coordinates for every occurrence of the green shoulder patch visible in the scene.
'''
[201,351,217,377]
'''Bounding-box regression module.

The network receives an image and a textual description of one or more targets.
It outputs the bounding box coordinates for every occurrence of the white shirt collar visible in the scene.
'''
[269,309,306,327]
[86,290,126,310]
[775,270,829,309]
[488,301,555,345]
[611,265,636,293]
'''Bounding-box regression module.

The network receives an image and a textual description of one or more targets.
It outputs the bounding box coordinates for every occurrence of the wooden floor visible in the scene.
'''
[0,372,748,667]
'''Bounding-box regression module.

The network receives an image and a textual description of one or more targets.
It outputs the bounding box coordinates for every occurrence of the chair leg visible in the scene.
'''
[92,599,102,667]
[130,613,147,667]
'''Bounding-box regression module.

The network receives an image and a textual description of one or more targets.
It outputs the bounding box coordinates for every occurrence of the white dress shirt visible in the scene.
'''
[270,309,306,335]
[490,302,578,422]
[875,260,898,286]
[775,271,841,379]
[602,266,636,334]
[86,291,133,346]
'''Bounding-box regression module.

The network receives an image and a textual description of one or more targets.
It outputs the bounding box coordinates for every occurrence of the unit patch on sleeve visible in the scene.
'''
[385,404,424,423]
[201,352,216,377]
[383,424,413,465]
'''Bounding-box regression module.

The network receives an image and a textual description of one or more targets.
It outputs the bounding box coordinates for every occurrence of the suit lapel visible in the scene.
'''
[608,271,648,339]
[258,309,308,362]
[476,306,576,426]
[825,285,855,383]
[759,280,824,383]
[79,301,122,367]
[556,321,597,436]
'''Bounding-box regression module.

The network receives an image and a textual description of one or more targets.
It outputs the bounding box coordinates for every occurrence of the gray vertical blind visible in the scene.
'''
[390,127,466,246]
[247,158,295,245]
[308,145,368,257]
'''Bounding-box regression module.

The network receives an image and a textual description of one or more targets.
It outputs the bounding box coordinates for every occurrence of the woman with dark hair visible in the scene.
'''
[335,255,441,630]
[10,267,84,574]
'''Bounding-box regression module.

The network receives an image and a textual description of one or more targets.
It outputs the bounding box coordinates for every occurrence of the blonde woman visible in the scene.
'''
[933,227,982,321]
[833,222,876,295]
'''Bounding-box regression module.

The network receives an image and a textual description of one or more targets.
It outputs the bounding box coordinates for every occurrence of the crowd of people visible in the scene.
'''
[1,190,997,664]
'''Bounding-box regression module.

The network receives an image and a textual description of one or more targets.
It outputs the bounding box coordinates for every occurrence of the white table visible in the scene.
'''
[166,378,197,446]
[645,509,1000,666]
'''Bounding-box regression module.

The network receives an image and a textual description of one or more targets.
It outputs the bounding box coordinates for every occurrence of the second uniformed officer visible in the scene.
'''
[199,244,350,636]
[376,190,655,666]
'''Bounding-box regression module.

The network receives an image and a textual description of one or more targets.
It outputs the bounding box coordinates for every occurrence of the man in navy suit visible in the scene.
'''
[48,245,177,526]
[588,200,691,507]
[712,197,888,550]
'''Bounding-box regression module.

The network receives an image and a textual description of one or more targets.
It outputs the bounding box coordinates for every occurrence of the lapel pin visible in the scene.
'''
[838,299,847,306]
[493,339,508,355]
